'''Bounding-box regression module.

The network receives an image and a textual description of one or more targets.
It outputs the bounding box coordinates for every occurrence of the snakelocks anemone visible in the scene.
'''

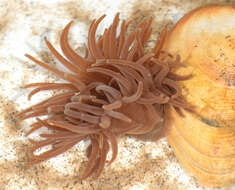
[17,13,192,179]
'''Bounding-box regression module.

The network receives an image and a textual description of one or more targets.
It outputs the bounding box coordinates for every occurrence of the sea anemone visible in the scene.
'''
[17,13,192,179]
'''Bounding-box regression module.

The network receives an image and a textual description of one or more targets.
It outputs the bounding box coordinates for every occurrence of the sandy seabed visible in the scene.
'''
[0,0,234,189]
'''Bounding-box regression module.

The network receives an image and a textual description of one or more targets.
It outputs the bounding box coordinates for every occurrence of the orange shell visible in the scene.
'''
[162,4,235,187]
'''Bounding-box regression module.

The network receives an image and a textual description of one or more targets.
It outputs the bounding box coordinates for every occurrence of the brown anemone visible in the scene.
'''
[17,13,192,179]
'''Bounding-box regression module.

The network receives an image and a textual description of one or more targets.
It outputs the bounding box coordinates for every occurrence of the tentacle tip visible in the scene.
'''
[25,132,31,137]
[47,120,54,125]
[15,111,23,117]
[17,116,25,120]
[79,173,89,180]
[47,107,52,114]
[165,22,171,28]
[92,175,99,180]
[99,121,110,129]
[102,105,108,110]
[68,20,74,25]
[189,74,194,78]
[63,72,69,79]
[107,160,114,166]
[20,115,29,120]
[24,162,31,169]
[16,116,24,122]
[24,53,30,58]
[22,84,29,89]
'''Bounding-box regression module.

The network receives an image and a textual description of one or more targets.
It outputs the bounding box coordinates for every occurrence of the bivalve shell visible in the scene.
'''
[162,4,235,187]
